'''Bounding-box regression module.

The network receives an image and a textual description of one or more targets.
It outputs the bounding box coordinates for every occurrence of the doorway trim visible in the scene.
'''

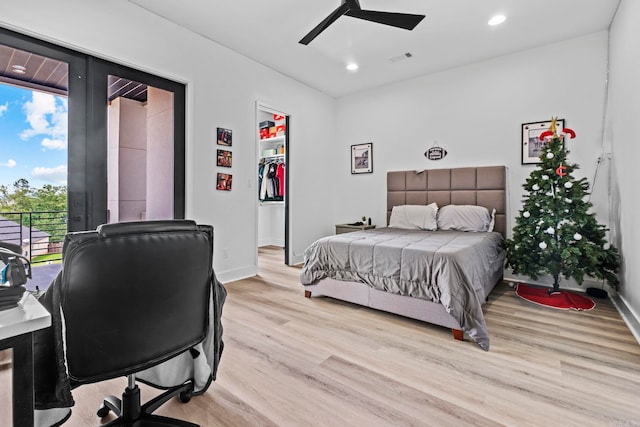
[256,101,291,265]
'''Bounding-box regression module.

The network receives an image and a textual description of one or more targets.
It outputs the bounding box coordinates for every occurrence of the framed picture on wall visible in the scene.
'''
[351,142,373,174]
[217,149,232,168]
[217,127,232,146]
[521,119,564,164]
[216,173,232,191]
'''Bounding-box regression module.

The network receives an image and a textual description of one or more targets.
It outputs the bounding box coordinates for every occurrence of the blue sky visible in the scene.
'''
[0,83,67,189]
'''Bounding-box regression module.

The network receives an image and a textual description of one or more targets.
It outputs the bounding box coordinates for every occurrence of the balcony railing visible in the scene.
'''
[0,211,67,265]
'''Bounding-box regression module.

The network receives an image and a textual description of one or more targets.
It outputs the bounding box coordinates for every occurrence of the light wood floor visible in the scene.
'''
[2,245,640,426]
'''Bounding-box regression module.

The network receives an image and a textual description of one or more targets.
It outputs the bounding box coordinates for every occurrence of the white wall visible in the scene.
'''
[0,0,335,282]
[608,0,640,335]
[334,32,610,238]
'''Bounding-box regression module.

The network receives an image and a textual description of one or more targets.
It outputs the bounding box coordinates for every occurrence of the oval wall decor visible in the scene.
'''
[425,146,448,160]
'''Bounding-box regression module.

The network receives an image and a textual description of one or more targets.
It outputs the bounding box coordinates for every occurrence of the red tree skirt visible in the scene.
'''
[515,283,595,311]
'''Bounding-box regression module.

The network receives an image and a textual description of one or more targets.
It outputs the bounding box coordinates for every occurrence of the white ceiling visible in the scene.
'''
[129,0,620,98]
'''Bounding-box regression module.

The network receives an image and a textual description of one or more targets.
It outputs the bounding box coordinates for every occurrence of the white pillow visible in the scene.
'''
[437,205,493,232]
[389,204,438,230]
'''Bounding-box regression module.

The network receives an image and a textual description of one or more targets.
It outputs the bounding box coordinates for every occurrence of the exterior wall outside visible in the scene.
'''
[118,97,148,222]
[146,86,174,220]
[107,98,121,222]
[22,237,49,257]
[107,96,148,222]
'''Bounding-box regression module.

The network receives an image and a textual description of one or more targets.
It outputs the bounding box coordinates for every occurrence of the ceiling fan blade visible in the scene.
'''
[299,3,351,45]
[345,9,425,30]
[345,0,361,9]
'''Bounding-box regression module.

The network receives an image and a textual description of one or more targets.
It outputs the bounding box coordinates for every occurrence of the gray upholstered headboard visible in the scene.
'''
[387,166,507,237]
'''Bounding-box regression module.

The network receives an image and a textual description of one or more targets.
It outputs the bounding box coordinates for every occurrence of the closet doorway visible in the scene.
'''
[256,102,290,265]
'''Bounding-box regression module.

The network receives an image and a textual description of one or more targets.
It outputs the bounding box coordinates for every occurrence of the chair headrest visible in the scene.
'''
[96,220,198,238]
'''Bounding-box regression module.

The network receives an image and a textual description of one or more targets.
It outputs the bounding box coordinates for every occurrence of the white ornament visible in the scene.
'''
[574,233,582,241]
[542,175,549,180]
[532,184,540,191]
[564,182,573,189]
[545,227,555,235]
[546,153,554,159]
[565,198,572,203]
[523,211,530,218]
[604,243,610,250]
[539,242,548,249]
[546,192,553,196]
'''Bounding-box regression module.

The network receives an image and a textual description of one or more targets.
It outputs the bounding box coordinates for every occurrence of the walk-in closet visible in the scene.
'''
[256,103,289,264]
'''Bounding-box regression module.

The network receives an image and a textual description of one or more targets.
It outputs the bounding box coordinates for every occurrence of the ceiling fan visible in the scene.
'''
[299,0,426,45]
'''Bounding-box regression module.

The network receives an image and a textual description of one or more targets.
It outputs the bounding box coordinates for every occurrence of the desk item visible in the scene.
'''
[0,285,26,310]
[0,292,52,427]
[0,243,31,310]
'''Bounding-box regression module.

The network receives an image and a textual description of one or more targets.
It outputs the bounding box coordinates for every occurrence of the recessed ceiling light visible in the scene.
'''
[346,63,359,72]
[11,64,26,74]
[488,15,506,26]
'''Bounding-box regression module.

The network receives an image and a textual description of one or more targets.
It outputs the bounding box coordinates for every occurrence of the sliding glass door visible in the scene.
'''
[0,27,185,233]
[88,58,186,226]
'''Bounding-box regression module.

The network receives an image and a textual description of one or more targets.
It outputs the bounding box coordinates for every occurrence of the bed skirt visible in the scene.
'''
[303,268,503,341]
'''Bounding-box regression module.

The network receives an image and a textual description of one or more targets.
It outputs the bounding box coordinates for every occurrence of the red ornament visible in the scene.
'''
[538,130,553,141]
[556,165,567,177]
[562,128,576,138]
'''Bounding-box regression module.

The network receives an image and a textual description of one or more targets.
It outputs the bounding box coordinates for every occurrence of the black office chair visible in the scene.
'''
[59,220,215,426]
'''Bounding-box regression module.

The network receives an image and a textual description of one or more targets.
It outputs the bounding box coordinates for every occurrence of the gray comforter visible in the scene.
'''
[300,228,505,350]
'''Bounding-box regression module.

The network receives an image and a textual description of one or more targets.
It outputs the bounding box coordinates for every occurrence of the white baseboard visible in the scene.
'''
[611,293,640,346]
[290,253,304,265]
[216,265,257,285]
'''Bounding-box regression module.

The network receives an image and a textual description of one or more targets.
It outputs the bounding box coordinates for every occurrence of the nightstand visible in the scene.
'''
[335,224,376,234]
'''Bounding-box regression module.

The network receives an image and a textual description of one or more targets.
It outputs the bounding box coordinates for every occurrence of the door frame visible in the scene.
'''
[0,27,186,232]
[87,58,186,228]
[256,102,291,265]
[0,27,88,231]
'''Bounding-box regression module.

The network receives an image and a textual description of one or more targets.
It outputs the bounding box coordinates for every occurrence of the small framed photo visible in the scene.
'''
[351,142,373,174]
[217,127,232,146]
[216,173,232,191]
[217,149,232,168]
[521,119,564,164]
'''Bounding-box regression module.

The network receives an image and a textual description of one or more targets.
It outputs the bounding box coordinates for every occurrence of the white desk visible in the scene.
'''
[0,292,52,427]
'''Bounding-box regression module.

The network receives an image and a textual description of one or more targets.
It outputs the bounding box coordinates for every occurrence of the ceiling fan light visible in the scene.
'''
[346,63,359,71]
[488,15,506,26]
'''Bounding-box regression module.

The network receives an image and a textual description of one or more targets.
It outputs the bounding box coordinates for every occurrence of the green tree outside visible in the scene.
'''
[0,179,67,243]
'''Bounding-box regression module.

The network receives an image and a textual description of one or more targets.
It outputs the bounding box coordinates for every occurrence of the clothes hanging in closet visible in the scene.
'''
[258,160,284,202]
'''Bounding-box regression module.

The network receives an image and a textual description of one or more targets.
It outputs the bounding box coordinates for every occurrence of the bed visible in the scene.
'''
[300,166,507,351]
